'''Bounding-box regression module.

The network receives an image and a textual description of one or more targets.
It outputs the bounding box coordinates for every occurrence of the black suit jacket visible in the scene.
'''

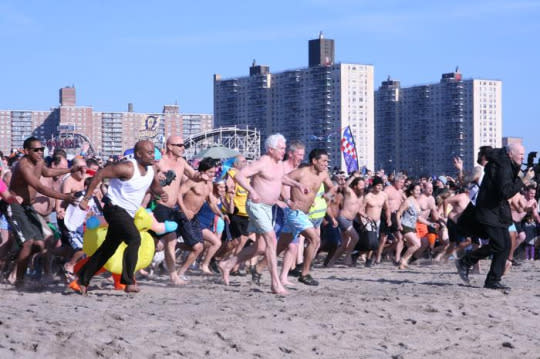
[475,147,524,228]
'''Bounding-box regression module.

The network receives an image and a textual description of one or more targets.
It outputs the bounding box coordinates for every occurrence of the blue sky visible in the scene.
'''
[1,0,539,151]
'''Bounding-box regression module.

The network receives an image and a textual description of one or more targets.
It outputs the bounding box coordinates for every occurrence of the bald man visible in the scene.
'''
[77,140,167,294]
[153,136,204,285]
[456,143,535,290]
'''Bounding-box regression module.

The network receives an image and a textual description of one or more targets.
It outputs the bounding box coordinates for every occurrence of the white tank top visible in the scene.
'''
[107,158,154,217]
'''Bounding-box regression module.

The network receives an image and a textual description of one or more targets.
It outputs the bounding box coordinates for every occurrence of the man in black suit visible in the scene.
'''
[456,143,534,290]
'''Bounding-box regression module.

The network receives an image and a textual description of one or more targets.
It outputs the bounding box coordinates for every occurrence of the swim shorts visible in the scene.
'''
[380,211,399,234]
[337,215,353,232]
[281,207,314,241]
[246,200,274,234]
[229,214,250,238]
[8,203,44,243]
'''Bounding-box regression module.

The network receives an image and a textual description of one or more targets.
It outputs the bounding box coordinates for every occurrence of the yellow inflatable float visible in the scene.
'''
[82,207,156,274]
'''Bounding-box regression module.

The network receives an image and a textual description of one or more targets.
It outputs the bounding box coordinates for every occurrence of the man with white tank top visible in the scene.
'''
[76,140,168,294]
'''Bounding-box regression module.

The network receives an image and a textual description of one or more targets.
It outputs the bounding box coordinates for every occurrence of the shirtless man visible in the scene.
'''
[360,176,391,267]
[153,135,205,285]
[219,134,307,295]
[507,187,539,267]
[440,189,474,263]
[250,141,306,283]
[278,149,334,286]
[327,174,365,267]
[176,157,222,280]
[317,173,345,266]
[32,152,69,278]
[33,151,68,220]
[376,174,406,264]
[413,181,440,260]
[58,157,88,277]
[270,141,305,279]
[8,137,80,286]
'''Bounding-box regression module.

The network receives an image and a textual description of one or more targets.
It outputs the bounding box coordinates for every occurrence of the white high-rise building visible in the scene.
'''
[214,34,374,171]
[375,70,502,175]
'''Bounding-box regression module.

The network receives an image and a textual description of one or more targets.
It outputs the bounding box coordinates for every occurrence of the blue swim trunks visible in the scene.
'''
[281,207,314,244]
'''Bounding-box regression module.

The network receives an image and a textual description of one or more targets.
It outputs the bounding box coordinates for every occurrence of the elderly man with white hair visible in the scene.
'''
[456,143,535,290]
[219,133,307,295]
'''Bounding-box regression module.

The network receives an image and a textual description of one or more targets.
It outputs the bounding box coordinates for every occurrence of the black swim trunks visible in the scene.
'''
[380,211,399,234]
[152,203,184,239]
[229,214,249,238]
[7,203,44,243]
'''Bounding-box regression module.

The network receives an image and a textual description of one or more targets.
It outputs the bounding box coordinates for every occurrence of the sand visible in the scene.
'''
[1,259,539,359]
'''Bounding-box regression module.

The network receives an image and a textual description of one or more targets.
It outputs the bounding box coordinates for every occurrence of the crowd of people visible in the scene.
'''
[0,134,538,295]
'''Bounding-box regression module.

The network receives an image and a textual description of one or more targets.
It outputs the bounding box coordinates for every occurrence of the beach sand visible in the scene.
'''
[1,259,539,359]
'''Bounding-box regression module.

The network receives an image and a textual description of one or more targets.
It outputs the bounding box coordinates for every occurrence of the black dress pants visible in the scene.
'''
[461,224,510,284]
[78,204,141,286]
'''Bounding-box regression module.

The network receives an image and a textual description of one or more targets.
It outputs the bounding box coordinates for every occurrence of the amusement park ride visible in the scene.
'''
[45,124,97,157]
[44,125,260,160]
[184,126,261,160]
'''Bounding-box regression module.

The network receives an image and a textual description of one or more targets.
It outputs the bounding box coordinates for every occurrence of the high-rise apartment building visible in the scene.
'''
[182,114,214,139]
[375,70,502,175]
[214,34,374,170]
[0,87,210,157]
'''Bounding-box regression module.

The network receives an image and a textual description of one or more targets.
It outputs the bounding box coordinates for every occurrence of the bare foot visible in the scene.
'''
[168,273,187,286]
[280,278,295,287]
[124,284,140,293]
[6,269,17,285]
[398,261,408,270]
[78,282,88,296]
[218,259,234,286]
[271,284,288,295]
[200,265,214,275]
[138,268,150,277]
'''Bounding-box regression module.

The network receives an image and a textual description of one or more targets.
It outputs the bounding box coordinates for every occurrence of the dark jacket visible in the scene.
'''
[475,147,524,228]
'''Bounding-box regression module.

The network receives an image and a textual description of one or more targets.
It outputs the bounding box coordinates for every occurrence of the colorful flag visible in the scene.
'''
[341,126,359,174]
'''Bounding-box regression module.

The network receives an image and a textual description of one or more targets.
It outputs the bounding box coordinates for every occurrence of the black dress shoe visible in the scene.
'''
[365,258,373,267]
[511,259,521,267]
[455,259,470,283]
[484,282,511,290]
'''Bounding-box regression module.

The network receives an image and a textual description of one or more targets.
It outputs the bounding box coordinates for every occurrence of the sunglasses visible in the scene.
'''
[170,143,185,148]
[30,147,45,153]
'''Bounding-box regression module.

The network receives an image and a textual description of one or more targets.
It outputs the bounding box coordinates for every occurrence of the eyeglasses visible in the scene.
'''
[30,147,45,153]
[169,143,185,148]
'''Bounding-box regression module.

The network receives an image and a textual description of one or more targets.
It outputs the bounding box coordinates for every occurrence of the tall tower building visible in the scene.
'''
[309,32,335,67]
[214,35,374,171]
[375,70,502,175]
